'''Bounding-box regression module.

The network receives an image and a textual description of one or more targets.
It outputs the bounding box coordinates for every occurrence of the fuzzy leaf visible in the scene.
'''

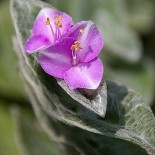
[102,55,155,105]
[25,77,155,155]
[24,83,150,155]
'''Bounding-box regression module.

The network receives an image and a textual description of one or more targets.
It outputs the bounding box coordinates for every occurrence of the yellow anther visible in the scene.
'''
[58,15,63,20]
[71,41,82,51]
[54,21,63,28]
[79,29,84,34]
[54,14,63,28]
[54,14,59,19]
[54,14,63,20]
[71,45,76,51]
[74,41,80,45]
[45,17,50,25]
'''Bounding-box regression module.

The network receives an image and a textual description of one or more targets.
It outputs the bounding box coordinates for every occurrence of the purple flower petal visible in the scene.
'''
[33,8,72,42]
[67,21,103,62]
[25,8,72,53]
[64,58,103,89]
[25,35,51,54]
[39,38,75,78]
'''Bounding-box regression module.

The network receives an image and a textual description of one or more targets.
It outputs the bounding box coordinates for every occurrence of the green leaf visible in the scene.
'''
[11,0,155,154]
[93,0,141,63]
[0,102,21,155]
[25,79,155,155]
[126,0,155,34]
[102,55,155,105]
[12,107,61,155]
[0,1,26,101]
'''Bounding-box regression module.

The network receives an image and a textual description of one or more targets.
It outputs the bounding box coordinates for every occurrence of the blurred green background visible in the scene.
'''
[0,0,155,154]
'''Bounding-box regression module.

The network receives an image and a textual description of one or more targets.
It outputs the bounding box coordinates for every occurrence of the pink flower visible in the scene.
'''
[24,8,104,89]
[39,21,104,89]
[25,8,72,54]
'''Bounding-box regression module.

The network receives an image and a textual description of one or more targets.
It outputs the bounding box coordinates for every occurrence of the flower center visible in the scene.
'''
[45,14,63,42]
[71,41,82,65]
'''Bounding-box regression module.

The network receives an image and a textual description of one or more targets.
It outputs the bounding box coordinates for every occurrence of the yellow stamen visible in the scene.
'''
[54,14,58,19]
[71,41,82,51]
[54,14,63,28]
[58,15,63,20]
[54,14,63,19]
[45,17,50,25]
[54,21,63,28]
[79,29,84,34]
[74,41,80,45]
